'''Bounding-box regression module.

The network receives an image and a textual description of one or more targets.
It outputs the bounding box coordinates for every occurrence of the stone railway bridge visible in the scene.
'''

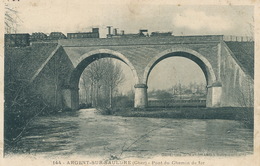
[6,35,254,110]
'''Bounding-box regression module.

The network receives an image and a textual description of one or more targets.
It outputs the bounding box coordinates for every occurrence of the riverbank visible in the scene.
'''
[107,107,254,128]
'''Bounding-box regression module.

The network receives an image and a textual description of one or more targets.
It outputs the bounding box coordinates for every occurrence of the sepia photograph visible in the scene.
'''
[1,0,259,165]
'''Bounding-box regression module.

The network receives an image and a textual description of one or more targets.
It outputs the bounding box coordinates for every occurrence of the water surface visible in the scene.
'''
[15,108,253,158]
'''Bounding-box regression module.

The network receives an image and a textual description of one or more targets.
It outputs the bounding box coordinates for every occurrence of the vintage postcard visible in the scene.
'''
[1,0,259,166]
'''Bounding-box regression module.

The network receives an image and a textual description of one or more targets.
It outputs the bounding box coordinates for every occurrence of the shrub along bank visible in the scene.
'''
[98,107,253,129]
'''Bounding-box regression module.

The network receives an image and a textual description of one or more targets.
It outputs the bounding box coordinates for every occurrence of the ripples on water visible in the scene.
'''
[13,109,253,158]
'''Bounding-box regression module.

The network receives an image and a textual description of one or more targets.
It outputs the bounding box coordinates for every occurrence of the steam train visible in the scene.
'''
[5,28,100,47]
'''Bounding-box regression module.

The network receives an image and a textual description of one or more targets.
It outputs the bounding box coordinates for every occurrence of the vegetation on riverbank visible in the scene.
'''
[4,79,73,154]
[98,107,254,128]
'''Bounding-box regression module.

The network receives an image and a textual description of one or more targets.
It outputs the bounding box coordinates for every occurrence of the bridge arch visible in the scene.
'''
[142,47,220,108]
[66,49,139,109]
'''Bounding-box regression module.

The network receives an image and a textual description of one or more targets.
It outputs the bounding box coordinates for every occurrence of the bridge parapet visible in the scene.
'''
[58,35,224,47]
[223,35,254,42]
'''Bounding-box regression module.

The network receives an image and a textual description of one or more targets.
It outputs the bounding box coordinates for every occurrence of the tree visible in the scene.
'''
[84,59,108,106]
[102,59,125,108]
[80,58,125,108]
[156,90,173,100]
[79,75,91,105]
[5,4,21,34]
[177,82,183,99]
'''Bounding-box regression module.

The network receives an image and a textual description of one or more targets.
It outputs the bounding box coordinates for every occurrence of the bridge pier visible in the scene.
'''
[62,86,79,110]
[134,84,148,108]
[71,88,79,110]
[206,82,222,107]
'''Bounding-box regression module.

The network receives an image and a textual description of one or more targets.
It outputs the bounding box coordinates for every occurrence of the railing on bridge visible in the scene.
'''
[223,36,254,42]
[148,99,206,108]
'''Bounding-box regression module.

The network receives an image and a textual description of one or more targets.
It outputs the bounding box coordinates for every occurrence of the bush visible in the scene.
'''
[79,103,92,109]
[4,80,63,153]
[97,108,114,115]
[114,96,134,108]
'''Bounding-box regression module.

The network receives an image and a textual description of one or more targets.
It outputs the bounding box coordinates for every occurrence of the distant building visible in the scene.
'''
[5,33,30,47]
[30,32,48,42]
[48,32,67,40]
[67,28,99,39]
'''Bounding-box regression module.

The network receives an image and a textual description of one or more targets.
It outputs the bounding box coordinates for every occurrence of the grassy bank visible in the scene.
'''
[99,107,253,128]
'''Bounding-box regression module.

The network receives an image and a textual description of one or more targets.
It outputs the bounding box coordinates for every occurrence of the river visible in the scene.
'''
[14,108,253,159]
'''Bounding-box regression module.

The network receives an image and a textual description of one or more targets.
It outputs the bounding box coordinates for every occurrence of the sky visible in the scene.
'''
[147,57,206,91]
[6,1,254,37]
[5,1,254,94]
